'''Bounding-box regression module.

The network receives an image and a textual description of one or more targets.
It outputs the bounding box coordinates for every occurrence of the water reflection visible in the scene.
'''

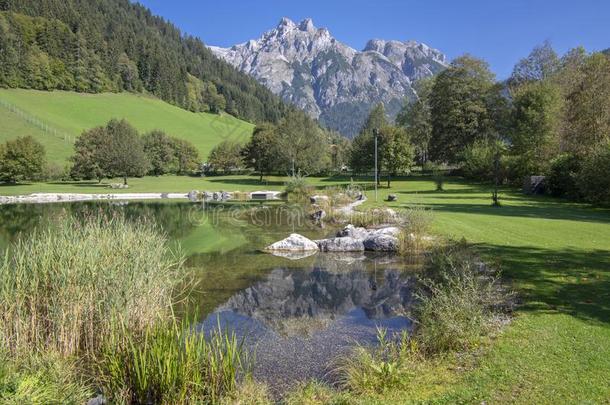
[198,256,415,393]
[0,202,417,394]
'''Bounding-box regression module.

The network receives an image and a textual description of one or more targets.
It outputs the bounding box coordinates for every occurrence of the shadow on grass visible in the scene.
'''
[206,178,286,187]
[0,182,35,187]
[475,243,610,325]
[408,199,610,225]
[44,181,110,188]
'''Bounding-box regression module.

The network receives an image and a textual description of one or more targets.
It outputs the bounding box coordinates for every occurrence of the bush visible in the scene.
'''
[578,144,610,205]
[0,218,184,358]
[0,136,46,183]
[415,243,512,353]
[459,140,496,180]
[546,153,582,199]
[398,207,435,255]
[43,162,69,181]
[284,173,314,200]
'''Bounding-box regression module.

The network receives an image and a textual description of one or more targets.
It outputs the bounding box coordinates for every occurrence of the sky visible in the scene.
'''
[136,0,610,79]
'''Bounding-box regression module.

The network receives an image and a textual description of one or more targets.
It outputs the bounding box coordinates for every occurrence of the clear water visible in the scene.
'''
[0,201,418,393]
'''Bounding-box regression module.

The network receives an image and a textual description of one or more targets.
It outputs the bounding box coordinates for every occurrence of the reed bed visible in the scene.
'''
[98,320,249,404]
[0,217,251,404]
[0,217,183,358]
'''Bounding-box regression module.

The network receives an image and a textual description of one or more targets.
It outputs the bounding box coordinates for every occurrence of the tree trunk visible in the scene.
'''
[123,176,128,186]
[259,171,263,182]
[387,173,391,188]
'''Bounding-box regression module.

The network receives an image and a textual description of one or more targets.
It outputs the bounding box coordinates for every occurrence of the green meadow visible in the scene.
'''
[0,89,254,164]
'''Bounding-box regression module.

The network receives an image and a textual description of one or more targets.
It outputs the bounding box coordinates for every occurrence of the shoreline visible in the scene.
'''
[0,192,192,205]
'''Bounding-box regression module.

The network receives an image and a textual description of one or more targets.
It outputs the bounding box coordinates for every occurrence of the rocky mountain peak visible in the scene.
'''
[210,19,447,137]
[299,18,315,32]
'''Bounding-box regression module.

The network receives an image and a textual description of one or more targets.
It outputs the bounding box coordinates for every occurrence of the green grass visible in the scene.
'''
[345,177,610,403]
[0,89,254,163]
[0,174,609,402]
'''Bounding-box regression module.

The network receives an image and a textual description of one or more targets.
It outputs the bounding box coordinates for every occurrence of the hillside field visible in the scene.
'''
[0,89,254,164]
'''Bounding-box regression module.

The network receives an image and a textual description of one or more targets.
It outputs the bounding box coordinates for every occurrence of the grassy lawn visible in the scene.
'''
[354,177,610,403]
[0,174,360,195]
[0,174,608,403]
[0,89,254,163]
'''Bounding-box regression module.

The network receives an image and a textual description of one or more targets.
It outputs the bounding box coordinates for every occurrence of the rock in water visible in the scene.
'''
[336,224,369,239]
[265,234,319,251]
[311,209,326,222]
[363,234,399,252]
[310,195,329,204]
[315,237,365,252]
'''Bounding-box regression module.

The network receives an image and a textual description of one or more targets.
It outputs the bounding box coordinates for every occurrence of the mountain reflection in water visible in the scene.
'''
[198,256,415,394]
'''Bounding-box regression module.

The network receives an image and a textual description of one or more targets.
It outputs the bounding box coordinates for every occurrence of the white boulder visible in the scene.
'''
[264,233,319,251]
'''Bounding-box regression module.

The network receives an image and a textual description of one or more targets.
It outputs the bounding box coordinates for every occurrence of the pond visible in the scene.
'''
[0,201,419,394]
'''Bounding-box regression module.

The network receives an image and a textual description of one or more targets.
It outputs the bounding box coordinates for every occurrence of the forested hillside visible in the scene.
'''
[0,0,285,123]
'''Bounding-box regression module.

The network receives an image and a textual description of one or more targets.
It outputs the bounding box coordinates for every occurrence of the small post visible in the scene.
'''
[374,129,378,203]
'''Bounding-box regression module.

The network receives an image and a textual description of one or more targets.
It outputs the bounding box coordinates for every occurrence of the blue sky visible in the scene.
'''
[137,0,609,79]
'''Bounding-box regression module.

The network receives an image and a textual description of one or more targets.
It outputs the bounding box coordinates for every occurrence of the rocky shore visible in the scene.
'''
[264,224,402,255]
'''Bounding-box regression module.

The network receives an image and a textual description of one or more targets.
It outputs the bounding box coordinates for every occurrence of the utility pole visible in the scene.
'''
[374,129,378,202]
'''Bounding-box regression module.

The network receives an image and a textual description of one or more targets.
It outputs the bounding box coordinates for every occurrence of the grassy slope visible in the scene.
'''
[0,89,254,163]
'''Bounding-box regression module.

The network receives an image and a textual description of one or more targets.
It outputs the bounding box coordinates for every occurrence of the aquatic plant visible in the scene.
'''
[0,217,184,358]
[98,319,249,404]
[415,242,513,353]
[334,329,422,395]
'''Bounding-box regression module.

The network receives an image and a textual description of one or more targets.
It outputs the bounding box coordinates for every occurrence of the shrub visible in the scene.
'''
[414,243,511,353]
[546,153,582,199]
[0,218,184,358]
[578,144,610,205]
[0,350,92,405]
[398,207,435,256]
[43,162,69,181]
[284,173,314,200]
[459,140,496,180]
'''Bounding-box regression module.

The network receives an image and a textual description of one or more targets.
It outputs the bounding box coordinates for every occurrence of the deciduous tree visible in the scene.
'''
[0,136,46,183]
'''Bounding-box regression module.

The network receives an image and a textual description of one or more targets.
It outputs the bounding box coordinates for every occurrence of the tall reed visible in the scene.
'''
[0,217,184,358]
[98,319,250,404]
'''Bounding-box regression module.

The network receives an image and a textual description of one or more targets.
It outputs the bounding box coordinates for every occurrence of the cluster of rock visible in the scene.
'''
[108,183,129,189]
[265,224,401,254]
[188,190,283,202]
[0,192,190,205]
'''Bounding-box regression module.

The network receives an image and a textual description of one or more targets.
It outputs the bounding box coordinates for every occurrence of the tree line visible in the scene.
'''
[0,0,286,122]
[0,120,200,185]
[207,109,351,180]
[391,43,610,204]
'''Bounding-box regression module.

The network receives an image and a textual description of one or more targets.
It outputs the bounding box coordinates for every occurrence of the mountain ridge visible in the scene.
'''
[210,18,447,137]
